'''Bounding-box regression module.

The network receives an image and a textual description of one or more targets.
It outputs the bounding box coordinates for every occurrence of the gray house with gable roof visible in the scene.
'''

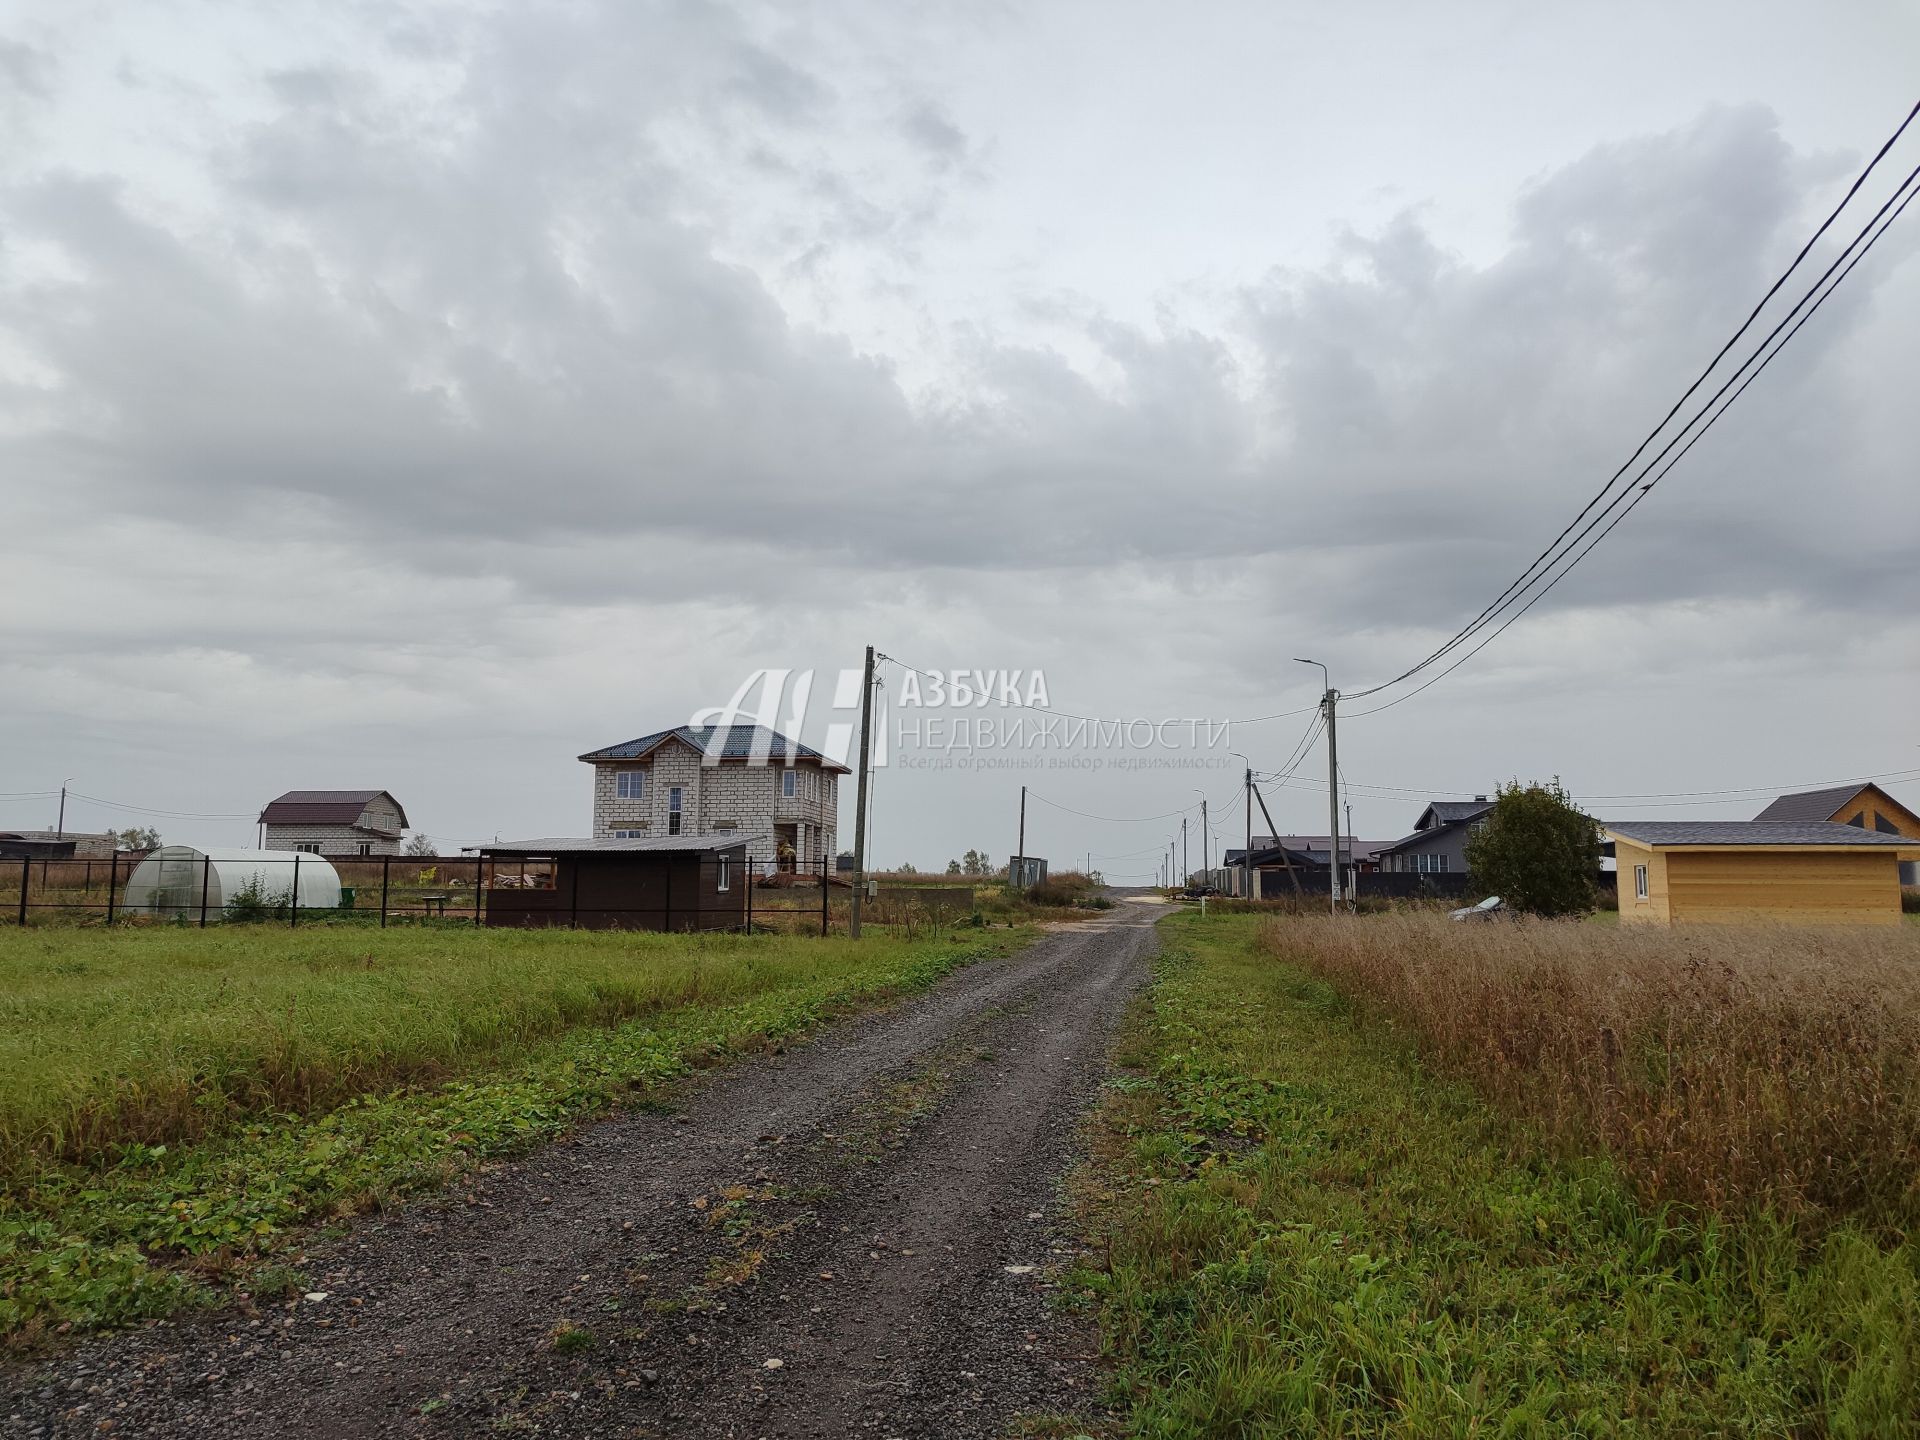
[1373,797,1495,876]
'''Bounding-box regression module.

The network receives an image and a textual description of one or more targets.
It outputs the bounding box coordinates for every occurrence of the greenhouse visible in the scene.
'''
[120,846,343,918]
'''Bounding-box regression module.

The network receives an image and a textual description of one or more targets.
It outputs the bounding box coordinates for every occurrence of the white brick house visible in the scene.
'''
[258,790,409,855]
[580,725,843,871]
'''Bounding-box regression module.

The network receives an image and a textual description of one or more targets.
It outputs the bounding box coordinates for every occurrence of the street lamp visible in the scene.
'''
[1292,659,1342,912]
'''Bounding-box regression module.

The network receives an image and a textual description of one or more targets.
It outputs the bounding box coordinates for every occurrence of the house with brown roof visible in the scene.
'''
[1754,782,1919,886]
[579,724,844,872]
[258,790,409,856]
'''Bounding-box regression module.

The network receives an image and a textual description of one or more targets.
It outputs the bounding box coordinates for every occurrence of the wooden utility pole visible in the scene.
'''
[1249,777,1305,895]
[850,645,876,938]
[1015,784,1027,892]
[1181,817,1188,886]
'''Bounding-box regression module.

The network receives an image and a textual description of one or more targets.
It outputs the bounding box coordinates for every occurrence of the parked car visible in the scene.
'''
[1449,896,1504,922]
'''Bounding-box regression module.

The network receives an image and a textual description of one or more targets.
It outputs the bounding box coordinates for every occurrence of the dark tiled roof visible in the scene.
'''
[579,725,849,773]
[1422,800,1495,826]
[1605,820,1918,848]
[479,836,758,856]
[259,790,408,828]
[1752,784,1874,825]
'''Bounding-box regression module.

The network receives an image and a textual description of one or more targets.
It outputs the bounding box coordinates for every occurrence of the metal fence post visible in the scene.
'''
[664,856,674,933]
[745,862,753,933]
[820,852,829,936]
[198,853,212,928]
[568,857,579,930]
[106,850,119,926]
[473,854,483,927]
[290,854,300,928]
[16,856,27,927]
[379,852,390,929]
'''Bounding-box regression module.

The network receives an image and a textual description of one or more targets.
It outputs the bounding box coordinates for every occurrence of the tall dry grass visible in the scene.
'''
[1261,913,1920,1229]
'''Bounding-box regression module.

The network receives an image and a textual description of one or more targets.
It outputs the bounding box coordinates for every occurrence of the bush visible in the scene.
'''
[1903,888,1920,914]
[1464,778,1601,916]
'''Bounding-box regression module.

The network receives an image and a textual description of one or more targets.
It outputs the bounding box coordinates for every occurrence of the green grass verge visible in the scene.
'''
[1074,912,1920,1437]
[0,925,1022,1342]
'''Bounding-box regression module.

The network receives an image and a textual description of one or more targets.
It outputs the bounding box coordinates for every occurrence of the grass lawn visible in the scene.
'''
[1073,912,1920,1437]
[0,923,1023,1342]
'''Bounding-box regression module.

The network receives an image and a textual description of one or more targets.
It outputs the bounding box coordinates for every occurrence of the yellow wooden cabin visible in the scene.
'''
[1607,820,1919,926]
[1753,781,1920,886]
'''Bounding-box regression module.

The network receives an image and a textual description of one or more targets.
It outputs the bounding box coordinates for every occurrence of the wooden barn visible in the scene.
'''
[478,836,750,932]
[1605,821,1919,926]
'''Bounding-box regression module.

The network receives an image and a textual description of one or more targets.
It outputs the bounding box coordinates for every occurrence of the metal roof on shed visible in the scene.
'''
[1752,784,1878,824]
[477,836,758,856]
[1604,820,1918,847]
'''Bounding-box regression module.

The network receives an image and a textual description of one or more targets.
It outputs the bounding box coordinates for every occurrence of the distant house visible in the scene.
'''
[1606,820,1918,926]
[259,791,409,856]
[1374,798,1494,876]
[479,836,749,932]
[579,724,845,872]
[0,830,116,860]
[1224,836,1388,897]
[1754,782,1920,886]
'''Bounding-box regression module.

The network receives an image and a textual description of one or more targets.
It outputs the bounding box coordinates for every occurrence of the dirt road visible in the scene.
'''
[5,901,1162,1439]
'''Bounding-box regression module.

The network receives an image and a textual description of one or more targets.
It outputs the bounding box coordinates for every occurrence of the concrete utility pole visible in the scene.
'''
[1015,784,1027,892]
[1181,817,1188,886]
[850,645,876,938]
[56,781,69,839]
[1296,658,1342,914]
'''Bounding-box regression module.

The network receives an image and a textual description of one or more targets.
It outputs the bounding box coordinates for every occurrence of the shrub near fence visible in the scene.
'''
[1262,912,1920,1230]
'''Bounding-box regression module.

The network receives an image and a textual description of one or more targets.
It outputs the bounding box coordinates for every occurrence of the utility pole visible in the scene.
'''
[56,782,68,839]
[1181,817,1188,886]
[1296,658,1342,914]
[1015,783,1027,893]
[1245,767,1253,899]
[1201,799,1209,882]
[850,645,876,938]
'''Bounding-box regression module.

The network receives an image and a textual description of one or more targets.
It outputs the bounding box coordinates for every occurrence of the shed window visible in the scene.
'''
[717,855,731,892]
[783,769,797,798]
[616,771,644,801]
[1634,864,1649,901]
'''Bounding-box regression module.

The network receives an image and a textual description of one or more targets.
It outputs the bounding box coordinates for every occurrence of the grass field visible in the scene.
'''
[0,922,1022,1341]
[1074,912,1920,1436]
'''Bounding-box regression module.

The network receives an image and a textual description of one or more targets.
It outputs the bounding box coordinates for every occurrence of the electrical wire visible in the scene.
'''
[876,653,1318,727]
[1345,166,1920,718]
[1024,788,1204,824]
[1343,103,1920,706]
[62,790,258,820]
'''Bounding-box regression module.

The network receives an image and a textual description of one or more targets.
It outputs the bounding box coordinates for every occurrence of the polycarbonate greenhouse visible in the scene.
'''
[120,845,343,917]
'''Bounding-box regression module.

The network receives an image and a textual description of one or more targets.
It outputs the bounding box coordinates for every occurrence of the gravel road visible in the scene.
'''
[4,899,1162,1439]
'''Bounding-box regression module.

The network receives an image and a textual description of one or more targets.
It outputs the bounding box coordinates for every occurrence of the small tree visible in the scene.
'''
[404,833,438,857]
[945,859,962,875]
[961,848,990,876]
[115,826,161,850]
[1464,778,1601,917]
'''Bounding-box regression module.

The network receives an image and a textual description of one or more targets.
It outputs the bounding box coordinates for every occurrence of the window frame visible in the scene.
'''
[293,842,321,855]
[616,770,645,801]
[1634,864,1649,901]
[717,854,731,892]
[782,769,797,799]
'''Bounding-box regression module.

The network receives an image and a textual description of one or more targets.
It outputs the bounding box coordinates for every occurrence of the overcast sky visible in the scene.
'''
[3,0,1916,876]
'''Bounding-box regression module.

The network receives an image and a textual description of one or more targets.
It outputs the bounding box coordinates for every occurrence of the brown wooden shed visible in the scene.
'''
[478,836,752,932]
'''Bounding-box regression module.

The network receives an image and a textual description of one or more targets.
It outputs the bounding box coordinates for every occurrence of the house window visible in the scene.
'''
[357,842,372,856]
[782,769,797,799]
[293,843,321,854]
[613,829,645,839]
[1845,811,1866,829]
[616,770,644,801]
[669,786,683,836]
[1634,864,1649,901]
[717,855,730,892]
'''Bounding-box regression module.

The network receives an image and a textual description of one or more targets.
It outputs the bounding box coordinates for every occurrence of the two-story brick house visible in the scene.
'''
[258,790,409,855]
[579,725,843,872]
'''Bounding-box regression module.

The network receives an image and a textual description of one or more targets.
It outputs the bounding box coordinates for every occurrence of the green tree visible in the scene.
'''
[1463,778,1601,917]
[960,848,990,876]
[404,833,438,857]
[945,859,962,875]
[114,827,161,850]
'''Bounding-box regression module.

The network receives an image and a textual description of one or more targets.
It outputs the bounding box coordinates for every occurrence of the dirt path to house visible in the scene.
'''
[3,901,1161,1439]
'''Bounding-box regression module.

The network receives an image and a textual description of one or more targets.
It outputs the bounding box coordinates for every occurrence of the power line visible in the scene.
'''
[876,653,1318,727]
[1023,788,1203,824]
[63,790,257,821]
[1344,102,1920,707]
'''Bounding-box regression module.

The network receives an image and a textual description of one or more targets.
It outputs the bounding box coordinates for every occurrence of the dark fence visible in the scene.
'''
[1,850,970,936]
